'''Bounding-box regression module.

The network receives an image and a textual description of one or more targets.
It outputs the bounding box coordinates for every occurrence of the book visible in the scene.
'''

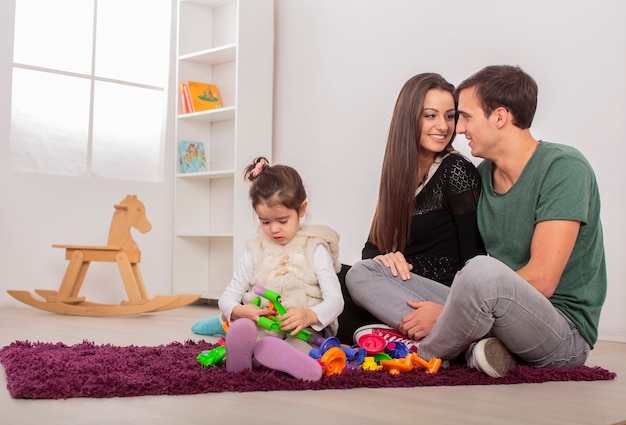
[186,81,222,112]
[178,141,208,173]
[179,83,192,114]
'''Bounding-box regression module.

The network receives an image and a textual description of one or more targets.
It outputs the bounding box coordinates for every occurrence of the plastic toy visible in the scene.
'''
[356,336,441,374]
[380,356,414,375]
[374,353,393,362]
[356,333,387,355]
[197,345,226,367]
[411,353,442,373]
[342,344,367,365]
[310,337,365,362]
[253,286,287,315]
[319,346,346,376]
[257,316,326,346]
[252,286,328,346]
[380,353,442,375]
[385,341,412,358]
[361,357,383,371]
[200,286,331,371]
[199,287,371,377]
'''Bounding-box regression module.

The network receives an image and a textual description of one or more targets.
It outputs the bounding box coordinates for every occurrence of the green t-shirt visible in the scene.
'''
[477,141,606,347]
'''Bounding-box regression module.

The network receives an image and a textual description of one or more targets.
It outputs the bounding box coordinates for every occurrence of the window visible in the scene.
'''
[11,0,171,182]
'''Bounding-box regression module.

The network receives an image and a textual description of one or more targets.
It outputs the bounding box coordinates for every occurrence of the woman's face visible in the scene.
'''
[418,88,456,156]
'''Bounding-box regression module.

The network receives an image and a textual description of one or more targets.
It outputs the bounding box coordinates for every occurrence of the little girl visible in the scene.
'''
[192,157,344,381]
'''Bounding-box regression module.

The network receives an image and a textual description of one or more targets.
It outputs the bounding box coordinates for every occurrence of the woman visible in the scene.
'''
[342,73,485,344]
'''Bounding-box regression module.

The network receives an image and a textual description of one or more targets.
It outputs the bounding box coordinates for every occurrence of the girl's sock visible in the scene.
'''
[191,315,226,336]
[253,336,322,381]
[224,318,257,372]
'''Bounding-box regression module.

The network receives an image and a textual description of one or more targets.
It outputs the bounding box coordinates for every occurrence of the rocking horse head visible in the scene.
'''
[107,195,152,252]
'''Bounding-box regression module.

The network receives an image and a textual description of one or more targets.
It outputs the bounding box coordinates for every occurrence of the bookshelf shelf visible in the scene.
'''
[176,169,235,180]
[176,106,236,122]
[179,44,237,65]
[173,0,274,299]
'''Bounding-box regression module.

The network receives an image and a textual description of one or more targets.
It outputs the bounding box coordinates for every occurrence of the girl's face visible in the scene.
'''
[254,201,307,245]
[418,88,456,156]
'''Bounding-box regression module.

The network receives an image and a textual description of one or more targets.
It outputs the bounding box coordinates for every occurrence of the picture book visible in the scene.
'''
[186,81,222,112]
[179,83,192,114]
[178,141,208,173]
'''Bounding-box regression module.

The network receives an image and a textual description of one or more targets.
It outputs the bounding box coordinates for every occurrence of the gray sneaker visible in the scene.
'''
[466,337,518,378]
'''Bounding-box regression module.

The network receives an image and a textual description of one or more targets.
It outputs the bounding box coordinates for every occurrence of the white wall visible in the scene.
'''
[272,0,626,341]
[1,0,624,342]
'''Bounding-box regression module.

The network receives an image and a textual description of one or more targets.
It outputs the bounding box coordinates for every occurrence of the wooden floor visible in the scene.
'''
[0,303,624,425]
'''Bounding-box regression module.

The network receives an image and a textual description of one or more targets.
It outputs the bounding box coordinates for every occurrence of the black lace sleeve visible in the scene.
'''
[444,155,486,262]
[446,155,482,214]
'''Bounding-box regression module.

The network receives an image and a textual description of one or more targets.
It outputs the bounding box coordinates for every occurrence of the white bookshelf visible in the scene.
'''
[173,0,274,299]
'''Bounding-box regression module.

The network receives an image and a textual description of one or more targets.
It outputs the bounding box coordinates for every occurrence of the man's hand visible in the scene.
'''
[399,301,443,339]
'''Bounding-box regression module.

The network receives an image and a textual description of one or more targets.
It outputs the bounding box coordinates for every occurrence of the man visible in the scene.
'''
[411,65,606,377]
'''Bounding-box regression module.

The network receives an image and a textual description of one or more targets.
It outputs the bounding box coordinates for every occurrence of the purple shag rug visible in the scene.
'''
[0,340,616,400]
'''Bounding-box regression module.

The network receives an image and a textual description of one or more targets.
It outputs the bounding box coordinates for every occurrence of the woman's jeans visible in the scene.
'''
[345,255,590,367]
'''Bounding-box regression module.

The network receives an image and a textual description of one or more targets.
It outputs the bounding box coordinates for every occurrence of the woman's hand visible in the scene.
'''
[375,251,413,280]
[279,308,318,336]
[398,301,443,339]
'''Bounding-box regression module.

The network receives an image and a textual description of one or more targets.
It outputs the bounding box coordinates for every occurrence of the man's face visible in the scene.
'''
[456,87,497,159]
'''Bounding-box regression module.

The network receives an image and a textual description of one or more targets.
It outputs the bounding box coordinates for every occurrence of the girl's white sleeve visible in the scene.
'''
[217,248,255,322]
[309,244,344,332]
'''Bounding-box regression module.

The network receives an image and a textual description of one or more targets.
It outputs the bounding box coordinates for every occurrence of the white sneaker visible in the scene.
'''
[353,324,420,354]
[466,337,518,378]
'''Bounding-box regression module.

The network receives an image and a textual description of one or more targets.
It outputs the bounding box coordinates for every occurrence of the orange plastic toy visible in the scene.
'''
[319,346,347,376]
[380,353,442,375]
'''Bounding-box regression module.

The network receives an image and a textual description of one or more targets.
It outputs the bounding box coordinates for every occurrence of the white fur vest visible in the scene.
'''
[242,224,341,334]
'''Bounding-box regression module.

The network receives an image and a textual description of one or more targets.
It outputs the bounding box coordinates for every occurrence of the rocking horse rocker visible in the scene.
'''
[8,195,200,316]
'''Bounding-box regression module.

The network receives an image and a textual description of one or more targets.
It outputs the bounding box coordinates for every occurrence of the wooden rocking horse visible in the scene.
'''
[8,195,200,316]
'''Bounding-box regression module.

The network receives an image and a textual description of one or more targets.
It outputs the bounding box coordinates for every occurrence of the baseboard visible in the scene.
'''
[598,331,626,343]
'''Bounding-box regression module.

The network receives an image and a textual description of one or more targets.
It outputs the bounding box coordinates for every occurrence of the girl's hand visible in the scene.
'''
[398,301,443,340]
[375,251,413,280]
[278,308,318,336]
[231,304,273,323]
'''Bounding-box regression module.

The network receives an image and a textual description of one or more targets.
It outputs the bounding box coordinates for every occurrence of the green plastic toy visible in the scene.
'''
[197,345,226,367]
[254,286,325,346]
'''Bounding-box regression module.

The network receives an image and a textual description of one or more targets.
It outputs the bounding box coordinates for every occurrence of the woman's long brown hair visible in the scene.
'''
[368,73,456,253]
